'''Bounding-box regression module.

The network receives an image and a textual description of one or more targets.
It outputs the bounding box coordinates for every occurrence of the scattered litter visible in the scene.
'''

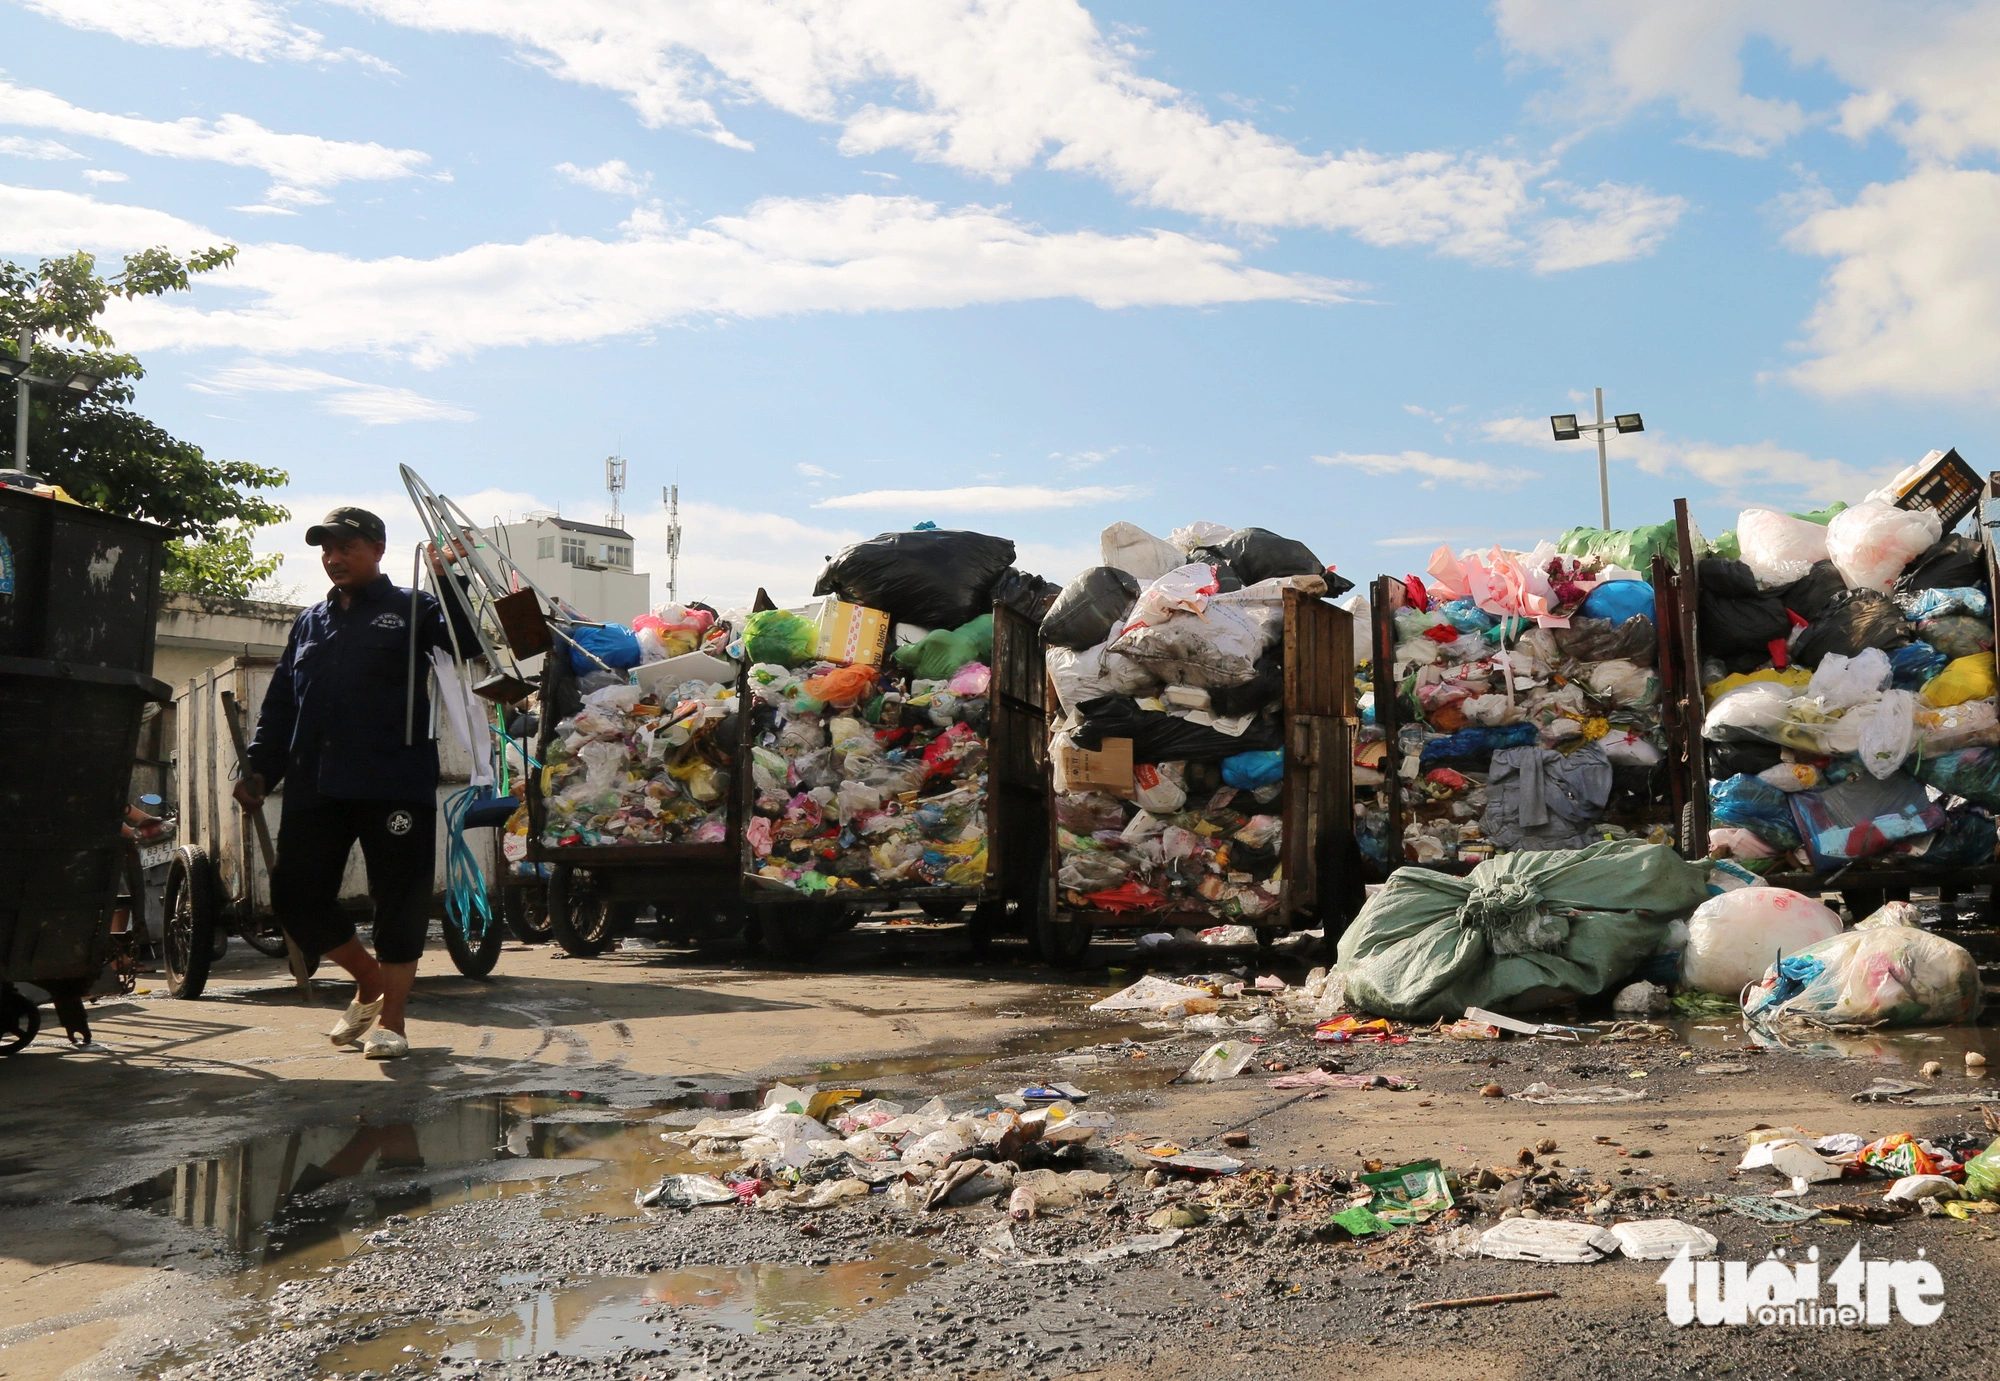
[1443,1018,1501,1040]
[1721,1196,1821,1224]
[636,1174,737,1210]
[1266,1069,1418,1091]
[1075,1228,1186,1265]
[1314,1015,1406,1044]
[1183,1041,1258,1083]
[1738,1138,1841,1182]
[1140,1148,1244,1176]
[1609,1219,1719,1261]
[1357,1159,1453,1227]
[1884,1174,1960,1204]
[1611,981,1671,1015]
[1477,1219,1621,1263]
[1090,975,1220,1016]
[1696,1062,1751,1075]
[1509,1082,1648,1105]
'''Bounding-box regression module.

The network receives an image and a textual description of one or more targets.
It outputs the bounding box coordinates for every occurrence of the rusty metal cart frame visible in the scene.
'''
[525,600,1050,960]
[1039,587,1357,961]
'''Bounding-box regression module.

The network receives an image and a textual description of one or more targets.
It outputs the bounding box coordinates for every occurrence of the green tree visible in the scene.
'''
[0,246,290,598]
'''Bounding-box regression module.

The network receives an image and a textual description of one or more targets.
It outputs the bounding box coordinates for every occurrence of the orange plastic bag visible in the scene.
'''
[803,664,878,709]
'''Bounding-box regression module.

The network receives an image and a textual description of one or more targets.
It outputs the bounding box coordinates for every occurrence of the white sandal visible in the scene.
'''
[328,996,385,1047]
[362,1027,409,1060]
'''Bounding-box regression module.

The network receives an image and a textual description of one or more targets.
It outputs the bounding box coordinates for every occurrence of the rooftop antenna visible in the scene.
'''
[663,482,682,604]
[605,452,628,530]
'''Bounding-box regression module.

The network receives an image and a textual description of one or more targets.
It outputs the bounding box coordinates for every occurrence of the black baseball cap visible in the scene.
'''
[305,506,387,546]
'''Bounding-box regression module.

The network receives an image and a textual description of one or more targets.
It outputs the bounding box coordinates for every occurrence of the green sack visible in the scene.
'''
[1965,1137,2000,1200]
[893,613,994,680]
[744,610,818,667]
[1558,521,1682,574]
[1335,840,1711,1021]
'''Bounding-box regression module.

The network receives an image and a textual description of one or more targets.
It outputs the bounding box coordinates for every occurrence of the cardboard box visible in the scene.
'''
[814,599,891,667]
[1053,735,1135,797]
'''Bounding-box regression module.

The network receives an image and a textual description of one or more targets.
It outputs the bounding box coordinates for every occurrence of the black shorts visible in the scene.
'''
[271,797,436,965]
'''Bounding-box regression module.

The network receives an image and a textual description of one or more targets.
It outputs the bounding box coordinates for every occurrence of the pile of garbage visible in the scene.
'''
[1043,521,1343,924]
[738,527,1048,895]
[1697,452,1998,881]
[1368,534,1674,866]
[537,601,745,847]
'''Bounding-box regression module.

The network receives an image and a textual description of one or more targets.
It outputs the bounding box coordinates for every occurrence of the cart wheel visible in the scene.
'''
[548,865,615,958]
[761,903,830,963]
[502,880,552,943]
[443,888,505,979]
[0,985,38,1056]
[241,929,290,959]
[162,846,219,999]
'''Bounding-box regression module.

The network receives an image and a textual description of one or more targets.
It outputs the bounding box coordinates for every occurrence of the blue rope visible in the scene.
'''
[443,783,494,943]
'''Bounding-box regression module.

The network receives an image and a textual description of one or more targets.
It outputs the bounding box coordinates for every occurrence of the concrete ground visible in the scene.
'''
[4,921,1999,1381]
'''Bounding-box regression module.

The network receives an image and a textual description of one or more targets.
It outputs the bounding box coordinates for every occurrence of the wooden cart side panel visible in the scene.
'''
[1369,575,1408,864]
[1279,589,1353,925]
[988,601,1049,906]
[1673,500,1710,855]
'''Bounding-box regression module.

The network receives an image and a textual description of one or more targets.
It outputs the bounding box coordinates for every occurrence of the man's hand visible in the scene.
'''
[234,773,268,811]
[425,538,468,580]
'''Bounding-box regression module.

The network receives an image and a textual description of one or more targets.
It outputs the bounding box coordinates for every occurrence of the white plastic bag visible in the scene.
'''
[1170,520,1235,554]
[1047,642,1158,717]
[1100,522,1183,584]
[1737,508,1832,587]
[1112,595,1265,689]
[1702,681,1794,741]
[1756,760,1820,793]
[1848,689,1915,778]
[1742,915,1981,1029]
[1682,889,1844,997]
[1124,563,1221,629]
[1585,659,1655,708]
[1807,649,1892,710]
[1132,762,1187,813]
[1184,1040,1257,1082]
[1826,501,1942,593]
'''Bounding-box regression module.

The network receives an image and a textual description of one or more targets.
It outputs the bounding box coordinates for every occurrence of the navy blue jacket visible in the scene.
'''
[248,574,481,806]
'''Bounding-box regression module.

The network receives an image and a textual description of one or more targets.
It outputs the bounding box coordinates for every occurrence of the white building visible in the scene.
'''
[482,512,651,626]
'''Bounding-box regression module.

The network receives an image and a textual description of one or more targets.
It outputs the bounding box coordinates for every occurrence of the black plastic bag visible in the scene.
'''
[1781,560,1846,623]
[1553,615,1656,666]
[814,529,1016,629]
[1789,588,1910,669]
[1896,534,1986,595]
[1699,559,1791,660]
[1208,650,1283,717]
[988,567,1060,622]
[1071,696,1283,763]
[1705,739,1784,779]
[1040,566,1140,649]
[1184,548,1245,592]
[1212,527,1324,585]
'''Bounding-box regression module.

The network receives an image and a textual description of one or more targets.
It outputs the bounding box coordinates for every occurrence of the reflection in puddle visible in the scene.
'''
[316,1241,952,1374]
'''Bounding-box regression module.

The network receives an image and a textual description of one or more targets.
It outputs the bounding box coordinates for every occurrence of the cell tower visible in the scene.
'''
[604,453,627,529]
[662,484,682,603]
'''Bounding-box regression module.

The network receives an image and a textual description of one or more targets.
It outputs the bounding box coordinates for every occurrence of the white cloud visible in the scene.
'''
[16,0,389,69]
[193,359,476,424]
[1783,165,2000,400]
[0,187,1347,365]
[814,483,1135,512]
[794,463,839,479]
[0,78,429,203]
[0,134,80,160]
[81,168,127,184]
[555,158,651,197]
[324,0,1674,268]
[1531,180,1688,272]
[1314,449,1539,491]
[1478,415,1890,505]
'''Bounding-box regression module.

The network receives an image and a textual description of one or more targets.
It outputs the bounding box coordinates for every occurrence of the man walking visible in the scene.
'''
[236,507,477,1059]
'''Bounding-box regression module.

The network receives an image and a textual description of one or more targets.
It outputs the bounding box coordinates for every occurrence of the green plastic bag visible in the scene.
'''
[744,610,817,667]
[1358,1159,1453,1227]
[893,613,994,680]
[1965,1138,2000,1200]
[1336,840,1711,1020]
[1558,521,1682,574]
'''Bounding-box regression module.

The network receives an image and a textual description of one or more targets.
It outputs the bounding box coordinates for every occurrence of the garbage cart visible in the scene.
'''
[1039,585,1357,962]
[0,485,171,1050]
[1664,474,2000,922]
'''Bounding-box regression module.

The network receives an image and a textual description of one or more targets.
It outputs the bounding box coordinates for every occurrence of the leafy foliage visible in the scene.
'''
[0,246,290,595]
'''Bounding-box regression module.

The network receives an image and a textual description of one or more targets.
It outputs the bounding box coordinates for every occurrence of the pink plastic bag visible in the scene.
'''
[947,662,991,696]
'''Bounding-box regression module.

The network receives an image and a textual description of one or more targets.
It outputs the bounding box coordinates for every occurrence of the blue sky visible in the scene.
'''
[5,1,1998,607]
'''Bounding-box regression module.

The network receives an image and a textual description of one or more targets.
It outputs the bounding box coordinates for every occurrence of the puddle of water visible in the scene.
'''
[315,1240,953,1374]
[1659,1016,1997,1067]
[812,1017,1173,1082]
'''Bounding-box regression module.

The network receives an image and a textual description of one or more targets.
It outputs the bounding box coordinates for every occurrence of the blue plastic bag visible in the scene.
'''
[566,622,642,674]
[1709,773,1801,851]
[1439,598,1496,634]
[1888,640,1948,691]
[1900,587,1989,622]
[1420,722,1538,767]
[1578,579,1655,626]
[1221,750,1284,789]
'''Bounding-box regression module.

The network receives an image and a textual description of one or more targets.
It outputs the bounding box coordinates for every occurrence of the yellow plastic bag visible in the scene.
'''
[1704,666,1811,705]
[1922,652,1997,708]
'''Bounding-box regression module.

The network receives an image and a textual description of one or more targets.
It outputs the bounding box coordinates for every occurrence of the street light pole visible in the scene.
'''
[1549,388,1645,532]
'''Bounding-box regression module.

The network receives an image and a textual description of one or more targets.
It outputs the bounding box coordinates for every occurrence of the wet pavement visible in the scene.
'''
[9,910,2000,1381]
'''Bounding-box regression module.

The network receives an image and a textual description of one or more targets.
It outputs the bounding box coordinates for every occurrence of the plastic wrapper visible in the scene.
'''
[1132,762,1188,813]
[1708,774,1802,851]
[814,529,1016,629]
[1915,698,2000,753]
[1790,590,1910,670]
[1040,566,1140,650]
[1921,652,1997,707]
[1743,917,1981,1029]
[1806,649,1891,709]
[1738,507,1832,586]
[1827,501,1942,593]
[1757,761,1821,793]
[1790,771,1944,868]
[1916,614,1993,661]
[1899,586,1989,621]
[1681,888,1843,996]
